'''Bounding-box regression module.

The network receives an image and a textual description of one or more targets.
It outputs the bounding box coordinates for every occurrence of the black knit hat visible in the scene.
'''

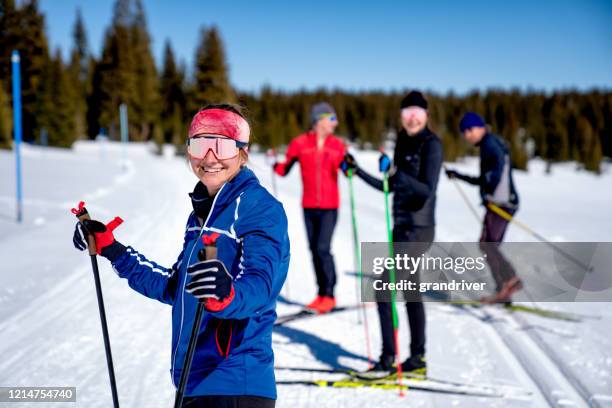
[400,91,428,110]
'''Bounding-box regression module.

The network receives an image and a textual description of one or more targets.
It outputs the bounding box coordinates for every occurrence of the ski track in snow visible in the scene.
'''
[1,143,611,407]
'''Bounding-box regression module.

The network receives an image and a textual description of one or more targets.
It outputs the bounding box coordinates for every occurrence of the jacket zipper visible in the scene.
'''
[316,134,322,207]
[171,183,226,386]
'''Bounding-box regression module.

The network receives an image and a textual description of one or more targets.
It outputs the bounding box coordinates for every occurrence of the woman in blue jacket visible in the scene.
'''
[73,104,290,407]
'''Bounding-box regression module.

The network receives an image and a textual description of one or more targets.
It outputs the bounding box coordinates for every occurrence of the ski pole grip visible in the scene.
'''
[197,233,220,261]
[71,201,97,256]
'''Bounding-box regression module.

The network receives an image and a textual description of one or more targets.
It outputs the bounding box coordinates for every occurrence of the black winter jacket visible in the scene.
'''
[356,127,443,227]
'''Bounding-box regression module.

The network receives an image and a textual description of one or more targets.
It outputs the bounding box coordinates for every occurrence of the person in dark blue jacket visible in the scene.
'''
[73,104,289,407]
[446,112,521,302]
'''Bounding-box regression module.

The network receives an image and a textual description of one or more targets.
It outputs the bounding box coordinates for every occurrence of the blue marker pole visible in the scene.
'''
[119,103,128,168]
[119,103,128,144]
[11,50,23,223]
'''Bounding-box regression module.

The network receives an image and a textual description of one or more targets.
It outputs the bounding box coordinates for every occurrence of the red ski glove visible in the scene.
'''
[73,217,124,255]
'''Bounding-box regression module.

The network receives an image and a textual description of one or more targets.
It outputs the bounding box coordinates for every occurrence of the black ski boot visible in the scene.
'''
[401,354,427,376]
[367,354,395,372]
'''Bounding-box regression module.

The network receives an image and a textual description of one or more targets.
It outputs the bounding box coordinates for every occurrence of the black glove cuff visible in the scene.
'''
[101,241,127,262]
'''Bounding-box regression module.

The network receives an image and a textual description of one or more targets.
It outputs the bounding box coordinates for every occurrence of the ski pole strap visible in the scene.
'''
[71,201,97,256]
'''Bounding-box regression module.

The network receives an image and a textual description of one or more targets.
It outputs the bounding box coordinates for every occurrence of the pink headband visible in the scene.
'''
[188,108,250,143]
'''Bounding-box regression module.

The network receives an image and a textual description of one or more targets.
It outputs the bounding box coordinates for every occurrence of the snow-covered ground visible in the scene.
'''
[0,141,611,407]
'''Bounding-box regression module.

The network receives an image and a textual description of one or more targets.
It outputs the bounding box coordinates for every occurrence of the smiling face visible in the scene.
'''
[189,148,247,196]
[401,107,428,136]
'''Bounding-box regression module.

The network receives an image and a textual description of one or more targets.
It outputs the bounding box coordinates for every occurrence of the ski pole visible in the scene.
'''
[347,168,362,321]
[486,203,593,272]
[381,167,404,397]
[71,202,120,408]
[444,165,481,223]
[265,148,278,198]
[174,234,219,408]
[347,168,373,365]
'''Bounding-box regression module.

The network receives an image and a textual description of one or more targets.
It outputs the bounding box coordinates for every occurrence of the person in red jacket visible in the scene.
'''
[273,102,346,313]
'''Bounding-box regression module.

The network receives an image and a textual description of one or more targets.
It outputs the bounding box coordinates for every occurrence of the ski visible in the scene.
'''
[276,378,508,397]
[447,300,586,322]
[274,305,361,326]
[275,309,315,326]
[274,366,530,395]
[277,379,406,390]
[276,365,392,380]
[505,304,597,321]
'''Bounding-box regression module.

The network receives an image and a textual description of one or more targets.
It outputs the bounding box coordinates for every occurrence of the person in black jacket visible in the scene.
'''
[445,112,521,303]
[342,91,443,374]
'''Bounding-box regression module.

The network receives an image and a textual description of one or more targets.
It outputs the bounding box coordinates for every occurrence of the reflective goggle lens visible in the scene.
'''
[318,113,337,122]
[401,107,427,121]
[187,136,245,160]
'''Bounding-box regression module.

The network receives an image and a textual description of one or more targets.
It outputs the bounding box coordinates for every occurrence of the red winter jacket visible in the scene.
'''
[274,131,346,209]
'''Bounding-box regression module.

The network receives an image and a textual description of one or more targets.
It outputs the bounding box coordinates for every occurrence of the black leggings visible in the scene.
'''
[182,395,275,408]
[303,208,338,297]
[377,225,434,358]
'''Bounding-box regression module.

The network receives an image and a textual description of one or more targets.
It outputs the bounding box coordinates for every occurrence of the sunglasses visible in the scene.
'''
[401,107,427,121]
[317,113,337,122]
[187,135,247,160]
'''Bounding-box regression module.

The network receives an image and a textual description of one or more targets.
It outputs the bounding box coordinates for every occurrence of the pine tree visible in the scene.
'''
[38,50,76,147]
[94,0,137,140]
[576,117,601,173]
[523,93,546,157]
[603,93,612,157]
[543,95,569,162]
[192,26,235,112]
[68,7,89,139]
[0,0,17,84]
[2,0,49,142]
[0,79,12,149]
[130,0,159,141]
[160,40,186,145]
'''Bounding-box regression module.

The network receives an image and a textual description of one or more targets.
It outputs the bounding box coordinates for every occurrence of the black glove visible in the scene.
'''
[445,168,459,179]
[341,153,358,176]
[186,259,233,301]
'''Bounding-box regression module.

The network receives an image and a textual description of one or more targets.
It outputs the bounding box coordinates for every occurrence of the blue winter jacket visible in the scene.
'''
[108,167,290,399]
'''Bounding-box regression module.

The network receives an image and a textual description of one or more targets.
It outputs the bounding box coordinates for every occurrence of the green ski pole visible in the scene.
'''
[381,167,405,397]
[347,168,373,365]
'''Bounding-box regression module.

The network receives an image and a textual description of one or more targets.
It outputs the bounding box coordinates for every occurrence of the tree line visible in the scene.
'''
[1,0,610,173]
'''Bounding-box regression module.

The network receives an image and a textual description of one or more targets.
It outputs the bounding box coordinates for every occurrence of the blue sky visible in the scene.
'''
[38,0,612,94]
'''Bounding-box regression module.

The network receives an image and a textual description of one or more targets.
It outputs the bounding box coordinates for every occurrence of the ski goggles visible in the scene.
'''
[401,107,427,122]
[187,135,248,160]
[317,113,338,122]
